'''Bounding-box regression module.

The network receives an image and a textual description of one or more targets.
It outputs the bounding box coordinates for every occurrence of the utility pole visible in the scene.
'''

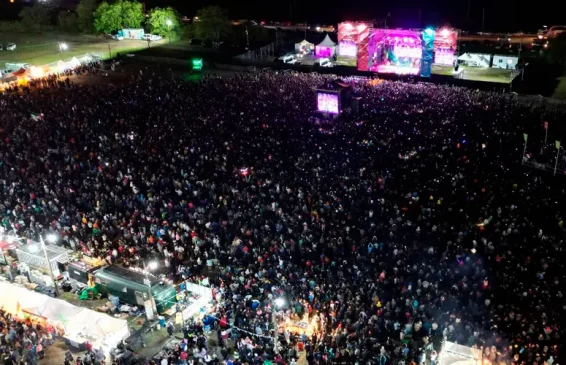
[467,0,471,19]
[481,8,485,31]
[418,9,421,27]
[40,236,59,297]
[245,24,250,49]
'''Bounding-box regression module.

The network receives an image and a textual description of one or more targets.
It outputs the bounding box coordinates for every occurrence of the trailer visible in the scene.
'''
[93,265,176,314]
[119,28,145,40]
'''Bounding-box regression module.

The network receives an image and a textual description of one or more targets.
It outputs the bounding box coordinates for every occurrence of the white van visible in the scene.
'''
[315,58,333,67]
[143,34,162,41]
[280,54,297,64]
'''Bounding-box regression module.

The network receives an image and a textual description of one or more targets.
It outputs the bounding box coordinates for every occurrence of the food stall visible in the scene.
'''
[0,239,19,265]
[0,281,129,352]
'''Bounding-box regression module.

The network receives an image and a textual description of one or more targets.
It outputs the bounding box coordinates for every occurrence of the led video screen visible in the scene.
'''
[367,29,423,75]
[317,92,340,114]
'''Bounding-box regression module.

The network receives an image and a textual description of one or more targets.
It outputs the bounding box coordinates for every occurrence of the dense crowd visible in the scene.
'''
[0,68,563,365]
[0,308,55,365]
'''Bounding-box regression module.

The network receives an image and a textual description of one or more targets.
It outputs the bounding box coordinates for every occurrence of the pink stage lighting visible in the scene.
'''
[375,64,420,75]
[317,92,340,114]
[339,41,357,57]
[435,48,454,65]
[367,28,423,75]
[315,46,333,58]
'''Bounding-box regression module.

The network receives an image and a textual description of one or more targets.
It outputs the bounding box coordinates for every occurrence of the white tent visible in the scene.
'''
[315,34,337,57]
[457,53,491,68]
[295,39,315,53]
[438,341,483,365]
[0,282,129,350]
[492,55,518,69]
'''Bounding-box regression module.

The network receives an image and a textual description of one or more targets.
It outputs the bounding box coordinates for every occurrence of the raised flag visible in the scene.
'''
[544,121,548,130]
[556,141,561,149]
[523,133,528,142]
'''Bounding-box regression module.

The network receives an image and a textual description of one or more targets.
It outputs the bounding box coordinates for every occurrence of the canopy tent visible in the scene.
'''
[65,308,130,350]
[0,282,129,350]
[16,242,70,274]
[457,53,490,68]
[315,34,337,58]
[23,297,81,322]
[295,39,315,54]
[438,341,483,365]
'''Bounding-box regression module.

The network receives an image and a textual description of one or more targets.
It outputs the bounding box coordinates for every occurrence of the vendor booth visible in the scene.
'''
[177,282,213,320]
[438,341,483,365]
[295,40,315,55]
[0,239,19,265]
[0,282,129,352]
[315,34,337,58]
[16,242,70,277]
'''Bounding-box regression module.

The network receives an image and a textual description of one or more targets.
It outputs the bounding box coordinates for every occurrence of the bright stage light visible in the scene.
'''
[148,261,158,270]
[425,28,435,36]
[357,24,366,32]
[441,28,450,37]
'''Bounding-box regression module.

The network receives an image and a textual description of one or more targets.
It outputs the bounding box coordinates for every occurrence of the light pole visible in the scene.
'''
[245,24,250,49]
[58,42,68,54]
[166,19,173,43]
[142,260,158,319]
[273,298,285,353]
[41,234,60,296]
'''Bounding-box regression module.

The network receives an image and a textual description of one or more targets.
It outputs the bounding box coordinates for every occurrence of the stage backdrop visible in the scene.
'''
[434,28,458,66]
[337,22,371,68]
[367,29,423,75]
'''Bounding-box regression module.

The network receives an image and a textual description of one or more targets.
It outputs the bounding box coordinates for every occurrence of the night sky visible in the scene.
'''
[1,0,564,32]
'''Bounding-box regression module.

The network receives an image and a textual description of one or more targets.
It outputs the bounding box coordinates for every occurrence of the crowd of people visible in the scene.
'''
[0,308,55,365]
[0,66,563,365]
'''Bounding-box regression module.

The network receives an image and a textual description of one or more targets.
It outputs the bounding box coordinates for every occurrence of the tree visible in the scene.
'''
[148,7,179,38]
[195,6,229,41]
[94,0,143,34]
[546,33,566,67]
[180,23,195,40]
[59,10,79,32]
[76,0,97,33]
[19,4,51,32]
[120,0,144,28]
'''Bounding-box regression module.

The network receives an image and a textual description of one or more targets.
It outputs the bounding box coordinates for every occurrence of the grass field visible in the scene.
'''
[432,64,515,83]
[552,75,566,99]
[0,32,166,68]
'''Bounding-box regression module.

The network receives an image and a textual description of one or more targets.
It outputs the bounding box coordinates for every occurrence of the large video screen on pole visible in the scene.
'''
[317,92,340,114]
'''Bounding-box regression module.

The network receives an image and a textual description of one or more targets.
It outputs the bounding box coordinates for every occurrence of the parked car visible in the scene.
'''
[142,34,162,41]
[280,54,298,64]
[6,43,16,51]
[314,58,333,68]
[112,34,124,41]
[0,44,3,51]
